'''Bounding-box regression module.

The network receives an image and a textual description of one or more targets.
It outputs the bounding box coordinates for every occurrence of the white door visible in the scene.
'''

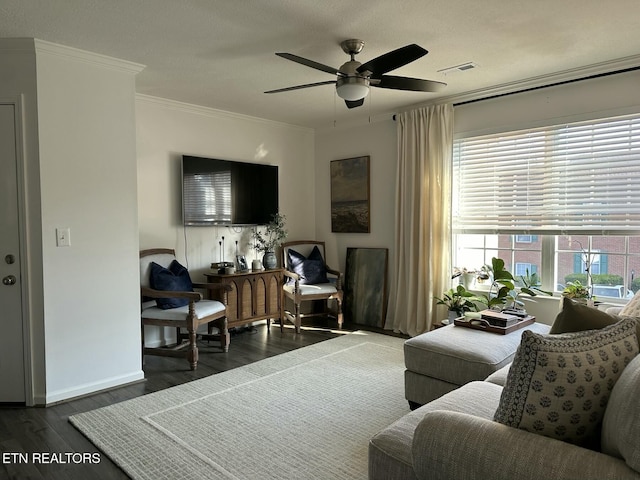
[0,103,26,403]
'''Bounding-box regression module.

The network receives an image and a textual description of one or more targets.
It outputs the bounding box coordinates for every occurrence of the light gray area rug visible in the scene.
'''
[70,331,408,480]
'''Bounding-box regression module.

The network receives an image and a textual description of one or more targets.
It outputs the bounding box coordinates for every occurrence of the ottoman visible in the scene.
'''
[404,322,550,408]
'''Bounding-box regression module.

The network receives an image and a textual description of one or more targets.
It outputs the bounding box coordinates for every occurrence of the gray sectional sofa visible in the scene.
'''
[370,300,640,480]
[370,356,640,479]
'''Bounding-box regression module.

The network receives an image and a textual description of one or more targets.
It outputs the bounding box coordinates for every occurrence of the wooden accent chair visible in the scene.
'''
[140,248,231,370]
[281,240,343,333]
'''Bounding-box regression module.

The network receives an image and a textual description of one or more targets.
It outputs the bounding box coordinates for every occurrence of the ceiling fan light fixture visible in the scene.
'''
[336,76,370,101]
[269,41,444,106]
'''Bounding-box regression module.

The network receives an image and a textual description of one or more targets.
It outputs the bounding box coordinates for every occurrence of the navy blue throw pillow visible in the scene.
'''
[149,260,193,309]
[287,246,329,285]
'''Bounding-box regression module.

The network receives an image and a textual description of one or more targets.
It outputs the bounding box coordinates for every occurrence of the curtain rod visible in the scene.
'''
[392,65,640,120]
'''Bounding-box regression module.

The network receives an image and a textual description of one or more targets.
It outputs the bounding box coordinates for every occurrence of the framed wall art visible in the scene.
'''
[330,156,370,233]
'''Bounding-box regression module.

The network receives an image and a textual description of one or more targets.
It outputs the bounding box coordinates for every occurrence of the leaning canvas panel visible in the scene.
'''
[344,247,388,327]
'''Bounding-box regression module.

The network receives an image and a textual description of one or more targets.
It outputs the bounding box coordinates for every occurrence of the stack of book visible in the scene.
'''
[479,310,521,328]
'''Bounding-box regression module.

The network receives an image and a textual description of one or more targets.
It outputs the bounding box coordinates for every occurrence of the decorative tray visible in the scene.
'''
[454,315,536,335]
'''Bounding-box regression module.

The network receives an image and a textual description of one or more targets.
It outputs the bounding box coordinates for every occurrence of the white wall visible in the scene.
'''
[314,119,397,275]
[35,42,144,403]
[454,68,640,137]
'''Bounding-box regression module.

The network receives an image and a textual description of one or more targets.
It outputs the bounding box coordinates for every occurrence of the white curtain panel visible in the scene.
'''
[385,104,454,336]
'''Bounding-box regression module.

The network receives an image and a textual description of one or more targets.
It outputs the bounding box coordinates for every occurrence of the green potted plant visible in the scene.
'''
[562,280,590,302]
[435,285,487,322]
[486,257,552,312]
[251,213,287,269]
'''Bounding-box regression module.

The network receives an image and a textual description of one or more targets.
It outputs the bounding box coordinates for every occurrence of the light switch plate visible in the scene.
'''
[56,227,71,247]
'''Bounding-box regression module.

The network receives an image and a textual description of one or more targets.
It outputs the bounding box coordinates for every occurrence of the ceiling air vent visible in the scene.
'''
[438,62,479,75]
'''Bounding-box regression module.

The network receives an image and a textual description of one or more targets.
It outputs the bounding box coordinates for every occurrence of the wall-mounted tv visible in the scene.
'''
[181,155,279,226]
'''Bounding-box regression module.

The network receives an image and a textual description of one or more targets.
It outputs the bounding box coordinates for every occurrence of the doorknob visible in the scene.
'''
[2,275,16,286]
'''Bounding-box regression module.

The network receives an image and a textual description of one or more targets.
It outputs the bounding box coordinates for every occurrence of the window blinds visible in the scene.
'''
[453,112,640,235]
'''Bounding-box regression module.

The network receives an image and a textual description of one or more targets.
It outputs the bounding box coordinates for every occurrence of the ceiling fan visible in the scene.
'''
[264,39,446,109]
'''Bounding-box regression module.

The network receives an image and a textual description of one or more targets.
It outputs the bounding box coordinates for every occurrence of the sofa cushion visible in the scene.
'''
[550,297,620,334]
[601,353,640,472]
[149,260,193,309]
[413,410,640,480]
[369,381,502,480]
[485,363,511,386]
[494,318,639,449]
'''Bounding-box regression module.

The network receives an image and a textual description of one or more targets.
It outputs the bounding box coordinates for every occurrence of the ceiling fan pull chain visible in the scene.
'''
[333,89,337,128]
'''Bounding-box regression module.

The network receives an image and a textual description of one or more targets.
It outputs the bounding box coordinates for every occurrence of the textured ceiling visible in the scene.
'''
[1,0,640,129]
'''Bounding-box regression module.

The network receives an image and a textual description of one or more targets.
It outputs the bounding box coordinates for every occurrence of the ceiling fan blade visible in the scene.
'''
[373,75,447,92]
[357,44,428,76]
[276,52,340,76]
[264,80,336,94]
[344,98,365,109]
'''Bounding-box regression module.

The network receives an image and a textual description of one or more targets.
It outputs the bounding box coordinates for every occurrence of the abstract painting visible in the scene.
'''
[330,156,370,233]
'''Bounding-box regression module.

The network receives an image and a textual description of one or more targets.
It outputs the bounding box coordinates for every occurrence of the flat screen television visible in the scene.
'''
[181,155,279,226]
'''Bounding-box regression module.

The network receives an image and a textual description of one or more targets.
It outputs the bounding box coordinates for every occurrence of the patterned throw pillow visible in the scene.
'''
[494,318,639,449]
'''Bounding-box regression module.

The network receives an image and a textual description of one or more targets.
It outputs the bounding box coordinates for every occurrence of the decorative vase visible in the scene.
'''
[262,251,277,270]
[461,273,475,289]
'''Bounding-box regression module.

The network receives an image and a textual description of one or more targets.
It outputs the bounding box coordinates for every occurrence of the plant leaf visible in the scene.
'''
[492,257,505,272]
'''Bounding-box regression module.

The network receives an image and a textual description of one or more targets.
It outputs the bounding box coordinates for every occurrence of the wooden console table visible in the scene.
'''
[204,269,284,331]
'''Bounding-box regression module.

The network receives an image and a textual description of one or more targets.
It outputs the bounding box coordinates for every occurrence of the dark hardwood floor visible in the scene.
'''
[0,322,353,480]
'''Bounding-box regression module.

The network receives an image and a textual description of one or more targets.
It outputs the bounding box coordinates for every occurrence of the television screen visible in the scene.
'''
[182,155,278,226]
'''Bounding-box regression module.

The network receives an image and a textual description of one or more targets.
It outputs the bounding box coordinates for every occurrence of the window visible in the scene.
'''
[452,112,640,299]
[515,235,534,243]
[515,263,535,277]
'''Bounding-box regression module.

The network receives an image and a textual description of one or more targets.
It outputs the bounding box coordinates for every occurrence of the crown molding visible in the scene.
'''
[0,38,144,74]
[135,94,314,133]
[32,39,145,75]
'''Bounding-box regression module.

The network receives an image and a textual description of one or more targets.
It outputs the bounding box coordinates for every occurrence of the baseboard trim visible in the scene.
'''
[43,371,145,406]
